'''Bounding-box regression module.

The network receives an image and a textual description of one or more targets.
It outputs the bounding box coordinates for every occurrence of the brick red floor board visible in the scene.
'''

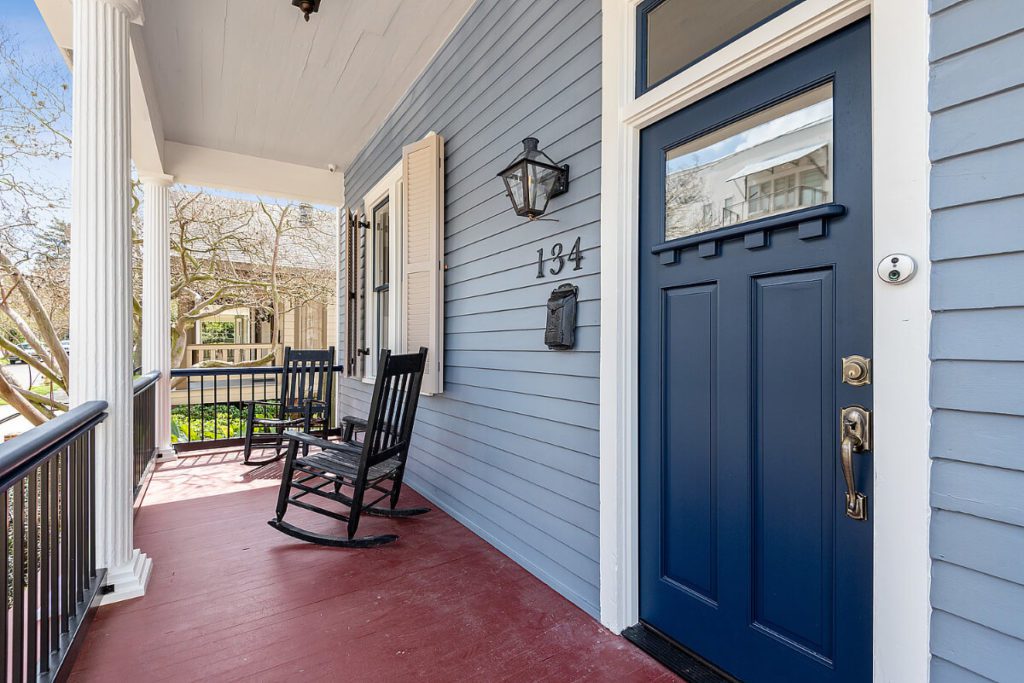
[69,450,676,682]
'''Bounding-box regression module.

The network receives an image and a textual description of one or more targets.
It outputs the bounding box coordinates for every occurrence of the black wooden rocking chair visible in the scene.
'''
[242,346,335,466]
[268,347,429,547]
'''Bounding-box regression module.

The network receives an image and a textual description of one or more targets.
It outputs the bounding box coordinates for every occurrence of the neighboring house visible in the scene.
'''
[176,197,338,366]
[186,299,337,365]
[34,0,1022,680]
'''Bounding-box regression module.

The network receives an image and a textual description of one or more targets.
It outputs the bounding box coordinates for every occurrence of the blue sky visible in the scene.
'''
[1,0,61,58]
[2,0,72,226]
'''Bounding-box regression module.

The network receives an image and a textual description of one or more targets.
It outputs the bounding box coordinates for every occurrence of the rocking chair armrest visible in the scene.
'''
[300,398,329,412]
[244,400,283,410]
[281,429,343,451]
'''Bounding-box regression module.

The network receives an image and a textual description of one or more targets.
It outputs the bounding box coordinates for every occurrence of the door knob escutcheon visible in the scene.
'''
[840,405,871,521]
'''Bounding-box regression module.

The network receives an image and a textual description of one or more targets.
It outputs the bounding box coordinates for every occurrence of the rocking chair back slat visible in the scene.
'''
[280,347,335,411]
[361,348,428,469]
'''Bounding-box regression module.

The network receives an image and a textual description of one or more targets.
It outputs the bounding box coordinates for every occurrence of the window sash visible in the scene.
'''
[361,162,403,381]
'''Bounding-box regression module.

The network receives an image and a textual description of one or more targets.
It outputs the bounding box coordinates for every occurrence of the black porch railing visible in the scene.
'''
[132,372,160,501]
[0,401,107,681]
[169,365,343,451]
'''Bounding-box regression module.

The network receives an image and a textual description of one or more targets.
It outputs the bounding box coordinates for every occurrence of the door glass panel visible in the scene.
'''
[664,84,832,241]
[642,0,800,91]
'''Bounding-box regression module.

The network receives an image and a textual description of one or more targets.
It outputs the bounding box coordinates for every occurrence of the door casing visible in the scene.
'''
[597,1,932,680]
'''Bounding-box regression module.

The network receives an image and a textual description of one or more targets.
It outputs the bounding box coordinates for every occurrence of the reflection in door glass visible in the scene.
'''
[664,84,833,241]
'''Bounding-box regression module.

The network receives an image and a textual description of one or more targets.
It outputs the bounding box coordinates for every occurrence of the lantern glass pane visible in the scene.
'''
[502,163,526,214]
[527,162,558,216]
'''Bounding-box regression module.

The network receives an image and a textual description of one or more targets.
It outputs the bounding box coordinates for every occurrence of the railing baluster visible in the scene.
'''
[39,460,51,675]
[213,372,219,440]
[27,470,37,680]
[60,447,69,635]
[200,375,206,443]
[238,374,244,439]
[48,453,58,653]
[226,374,232,438]
[70,438,79,608]
[2,486,9,679]
[77,433,86,604]
[187,375,193,442]
[88,428,96,578]
[12,478,24,683]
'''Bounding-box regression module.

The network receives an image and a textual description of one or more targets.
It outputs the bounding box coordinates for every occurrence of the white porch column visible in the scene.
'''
[141,175,175,461]
[70,0,152,603]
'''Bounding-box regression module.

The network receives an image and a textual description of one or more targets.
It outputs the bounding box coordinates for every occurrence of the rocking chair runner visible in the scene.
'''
[268,347,429,547]
[242,346,335,466]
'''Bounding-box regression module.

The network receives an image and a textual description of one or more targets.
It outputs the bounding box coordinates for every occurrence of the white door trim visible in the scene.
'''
[597,1,932,681]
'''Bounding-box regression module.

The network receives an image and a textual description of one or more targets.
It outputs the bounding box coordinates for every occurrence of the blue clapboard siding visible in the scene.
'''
[929,0,1024,678]
[338,0,603,616]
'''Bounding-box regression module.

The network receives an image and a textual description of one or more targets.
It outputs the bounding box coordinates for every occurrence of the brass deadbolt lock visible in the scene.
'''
[842,355,871,386]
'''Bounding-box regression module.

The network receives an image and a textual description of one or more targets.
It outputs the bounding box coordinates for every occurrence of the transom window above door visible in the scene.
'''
[637,0,804,95]
[663,83,833,241]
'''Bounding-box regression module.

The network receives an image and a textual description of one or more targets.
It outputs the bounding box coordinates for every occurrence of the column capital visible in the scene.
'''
[140,172,175,187]
[89,0,145,25]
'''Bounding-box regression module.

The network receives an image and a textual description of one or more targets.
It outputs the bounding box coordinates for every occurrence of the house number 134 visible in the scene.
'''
[536,236,583,278]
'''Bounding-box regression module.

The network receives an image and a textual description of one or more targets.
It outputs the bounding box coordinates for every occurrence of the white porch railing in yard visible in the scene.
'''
[184,343,276,367]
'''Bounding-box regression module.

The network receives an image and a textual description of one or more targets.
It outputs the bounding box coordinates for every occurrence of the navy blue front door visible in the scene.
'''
[638,21,871,683]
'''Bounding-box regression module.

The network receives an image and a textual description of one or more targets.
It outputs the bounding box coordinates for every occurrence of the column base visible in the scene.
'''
[156,446,177,462]
[99,548,153,605]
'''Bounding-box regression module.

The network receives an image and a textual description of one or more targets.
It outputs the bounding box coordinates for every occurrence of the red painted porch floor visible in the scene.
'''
[69,449,677,682]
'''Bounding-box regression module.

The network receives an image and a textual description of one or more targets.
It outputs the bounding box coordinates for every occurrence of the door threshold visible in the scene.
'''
[622,623,739,683]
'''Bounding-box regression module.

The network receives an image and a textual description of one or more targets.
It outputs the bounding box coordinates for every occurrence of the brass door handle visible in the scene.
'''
[840,406,871,521]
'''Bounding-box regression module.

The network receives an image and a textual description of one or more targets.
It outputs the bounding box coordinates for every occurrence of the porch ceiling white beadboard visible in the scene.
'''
[35,0,475,202]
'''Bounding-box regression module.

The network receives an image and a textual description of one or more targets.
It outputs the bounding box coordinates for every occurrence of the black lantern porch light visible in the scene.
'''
[497,138,570,220]
[291,0,321,22]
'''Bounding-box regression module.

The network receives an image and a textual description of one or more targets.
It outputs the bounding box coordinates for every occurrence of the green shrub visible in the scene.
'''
[170,403,278,443]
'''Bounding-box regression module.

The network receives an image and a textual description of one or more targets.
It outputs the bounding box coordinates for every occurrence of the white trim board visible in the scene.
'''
[361,161,404,382]
[164,142,345,206]
[597,1,932,682]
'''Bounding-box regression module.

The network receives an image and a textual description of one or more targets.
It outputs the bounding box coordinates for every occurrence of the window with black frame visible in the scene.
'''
[371,198,389,358]
[636,0,803,95]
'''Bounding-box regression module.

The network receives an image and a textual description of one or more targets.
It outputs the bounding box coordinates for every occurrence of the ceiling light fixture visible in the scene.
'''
[291,0,321,22]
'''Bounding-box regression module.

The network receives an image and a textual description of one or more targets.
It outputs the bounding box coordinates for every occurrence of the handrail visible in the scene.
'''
[133,370,161,395]
[186,343,275,350]
[0,400,107,493]
[171,364,345,377]
[185,343,276,367]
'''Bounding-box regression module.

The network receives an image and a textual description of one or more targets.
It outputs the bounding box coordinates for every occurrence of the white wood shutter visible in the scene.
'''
[401,133,444,395]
